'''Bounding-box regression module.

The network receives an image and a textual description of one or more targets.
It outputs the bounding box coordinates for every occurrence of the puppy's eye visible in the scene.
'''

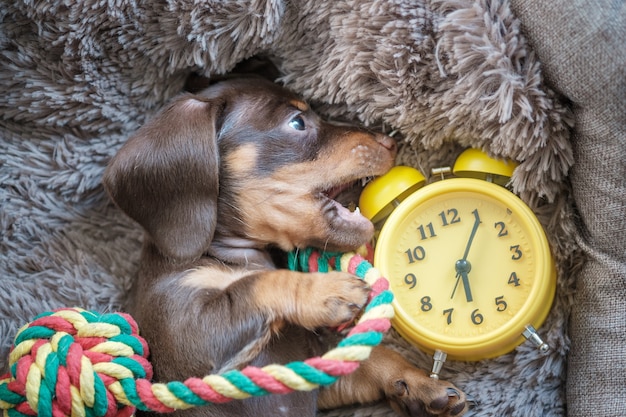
[288,115,306,131]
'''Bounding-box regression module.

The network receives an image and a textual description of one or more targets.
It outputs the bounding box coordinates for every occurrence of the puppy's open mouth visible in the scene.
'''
[318,178,373,228]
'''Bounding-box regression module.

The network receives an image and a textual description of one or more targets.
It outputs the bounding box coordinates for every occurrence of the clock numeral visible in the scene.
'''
[417,222,436,240]
[420,296,433,312]
[471,309,484,325]
[510,245,523,260]
[495,295,508,312]
[471,208,482,223]
[494,221,508,237]
[405,246,426,264]
[443,308,454,325]
[438,208,460,226]
[508,272,521,287]
[404,273,417,289]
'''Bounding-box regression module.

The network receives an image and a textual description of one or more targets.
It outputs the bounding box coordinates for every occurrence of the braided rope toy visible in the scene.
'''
[0,249,394,417]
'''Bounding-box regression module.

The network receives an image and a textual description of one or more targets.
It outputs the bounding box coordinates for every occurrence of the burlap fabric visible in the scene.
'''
[509,1,626,416]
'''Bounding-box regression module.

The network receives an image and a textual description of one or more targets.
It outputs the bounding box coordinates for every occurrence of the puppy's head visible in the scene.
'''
[104,78,396,262]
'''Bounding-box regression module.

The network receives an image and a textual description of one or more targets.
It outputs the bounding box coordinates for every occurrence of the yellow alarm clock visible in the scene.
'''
[359,149,556,363]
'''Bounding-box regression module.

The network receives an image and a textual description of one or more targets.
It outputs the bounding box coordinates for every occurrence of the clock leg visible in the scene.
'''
[430,349,448,379]
[522,325,550,353]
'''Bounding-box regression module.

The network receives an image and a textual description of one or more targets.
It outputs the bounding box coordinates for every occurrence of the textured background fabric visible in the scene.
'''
[0,0,603,416]
[509,1,626,415]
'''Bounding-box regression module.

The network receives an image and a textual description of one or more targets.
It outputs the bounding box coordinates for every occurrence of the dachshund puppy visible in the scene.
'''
[103,78,469,417]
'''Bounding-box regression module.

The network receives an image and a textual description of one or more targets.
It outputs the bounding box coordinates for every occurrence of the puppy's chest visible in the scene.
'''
[179,264,254,291]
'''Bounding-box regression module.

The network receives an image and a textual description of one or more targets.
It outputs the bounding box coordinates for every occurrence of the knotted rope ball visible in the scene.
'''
[0,250,394,417]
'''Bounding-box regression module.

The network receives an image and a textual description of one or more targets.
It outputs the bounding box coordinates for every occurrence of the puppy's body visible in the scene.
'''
[104,78,469,417]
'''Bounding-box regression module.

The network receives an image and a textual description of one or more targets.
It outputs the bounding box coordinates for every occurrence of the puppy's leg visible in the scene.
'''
[248,270,370,330]
[135,267,369,381]
[179,269,369,373]
[317,346,469,417]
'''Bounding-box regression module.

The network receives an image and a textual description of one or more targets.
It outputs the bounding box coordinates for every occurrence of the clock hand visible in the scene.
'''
[462,209,481,261]
[451,209,481,302]
[451,262,473,302]
[459,270,473,302]
[451,273,462,299]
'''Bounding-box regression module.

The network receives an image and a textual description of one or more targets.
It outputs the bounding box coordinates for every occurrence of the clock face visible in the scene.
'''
[374,178,555,360]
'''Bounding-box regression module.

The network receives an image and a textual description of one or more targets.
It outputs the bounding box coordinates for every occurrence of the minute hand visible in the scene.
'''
[462,209,482,261]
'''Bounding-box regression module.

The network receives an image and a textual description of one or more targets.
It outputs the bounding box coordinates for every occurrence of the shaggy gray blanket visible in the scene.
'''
[1,1,581,416]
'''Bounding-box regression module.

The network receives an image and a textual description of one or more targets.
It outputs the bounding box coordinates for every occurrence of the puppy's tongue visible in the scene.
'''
[322,181,374,239]
[332,200,372,230]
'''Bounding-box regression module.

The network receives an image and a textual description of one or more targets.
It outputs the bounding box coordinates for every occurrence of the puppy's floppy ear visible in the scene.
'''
[104,94,223,261]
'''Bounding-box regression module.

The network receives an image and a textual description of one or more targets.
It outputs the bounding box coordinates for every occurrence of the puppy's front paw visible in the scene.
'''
[297,271,369,329]
[386,368,470,417]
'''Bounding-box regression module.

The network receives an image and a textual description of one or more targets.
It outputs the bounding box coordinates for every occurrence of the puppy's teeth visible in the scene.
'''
[354,206,361,215]
[362,176,374,186]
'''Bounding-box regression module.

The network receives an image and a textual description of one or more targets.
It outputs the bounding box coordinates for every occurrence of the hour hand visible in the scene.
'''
[458,270,473,302]
[451,260,473,302]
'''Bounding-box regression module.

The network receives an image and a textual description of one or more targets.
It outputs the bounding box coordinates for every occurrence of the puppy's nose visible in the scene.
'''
[375,134,397,154]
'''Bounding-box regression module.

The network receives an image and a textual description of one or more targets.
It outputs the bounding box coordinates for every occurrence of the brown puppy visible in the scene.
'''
[103,78,469,417]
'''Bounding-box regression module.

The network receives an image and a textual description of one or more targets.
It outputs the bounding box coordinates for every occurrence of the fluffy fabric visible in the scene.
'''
[0,1,581,416]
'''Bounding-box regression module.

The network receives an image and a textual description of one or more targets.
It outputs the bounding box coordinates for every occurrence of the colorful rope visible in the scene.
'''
[0,249,394,417]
